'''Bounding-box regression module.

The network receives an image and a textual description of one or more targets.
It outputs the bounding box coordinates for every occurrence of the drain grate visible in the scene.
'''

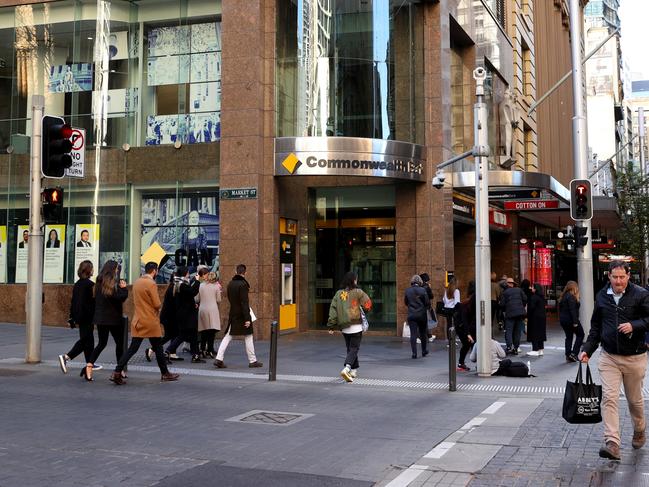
[0,368,36,377]
[226,410,314,426]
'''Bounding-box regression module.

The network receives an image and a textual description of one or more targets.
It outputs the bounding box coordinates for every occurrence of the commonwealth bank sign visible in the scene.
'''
[275,137,426,182]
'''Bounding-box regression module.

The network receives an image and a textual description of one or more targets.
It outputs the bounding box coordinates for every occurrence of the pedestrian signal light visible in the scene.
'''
[42,115,73,178]
[42,187,64,223]
[574,225,588,248]
[569,179,593,221]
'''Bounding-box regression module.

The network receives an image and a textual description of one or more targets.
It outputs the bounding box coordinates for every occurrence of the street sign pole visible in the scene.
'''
[26,96,45,363]
[473,68,492,377]
[569,0,594,334]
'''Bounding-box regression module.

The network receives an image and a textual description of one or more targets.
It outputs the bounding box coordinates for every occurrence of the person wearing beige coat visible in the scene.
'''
[197,272,222,358]
[109,262,179,384]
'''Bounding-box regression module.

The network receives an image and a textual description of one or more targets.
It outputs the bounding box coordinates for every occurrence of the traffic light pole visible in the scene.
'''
[639,108,648,282]
[473,68,493,378]
[569,0,594,335]
[26,95,45,363]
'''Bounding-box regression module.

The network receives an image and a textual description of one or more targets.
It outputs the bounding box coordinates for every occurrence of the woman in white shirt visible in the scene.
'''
[442,277,461,343]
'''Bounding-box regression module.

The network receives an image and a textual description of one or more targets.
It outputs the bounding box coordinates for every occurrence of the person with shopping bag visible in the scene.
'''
[578,260,649,461]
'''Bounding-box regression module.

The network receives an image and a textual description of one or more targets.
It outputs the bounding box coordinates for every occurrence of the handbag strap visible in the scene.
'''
[575,362,584,384]
[585,363,594,385]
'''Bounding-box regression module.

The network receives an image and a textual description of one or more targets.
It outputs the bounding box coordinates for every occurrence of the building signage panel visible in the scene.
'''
[504,200,560,210]
[489,189,549,200]
[219,188,257,200]
[274,137,426,182]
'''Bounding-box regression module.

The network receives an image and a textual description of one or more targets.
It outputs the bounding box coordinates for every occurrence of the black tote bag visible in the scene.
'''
[562,363,602,424]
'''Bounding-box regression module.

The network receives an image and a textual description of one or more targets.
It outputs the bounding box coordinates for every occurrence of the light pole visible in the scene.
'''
[434,68,492,377]
[639,108,648,280]
[26,95,45,363]
[569,0,594,334]
[473,68,492,377]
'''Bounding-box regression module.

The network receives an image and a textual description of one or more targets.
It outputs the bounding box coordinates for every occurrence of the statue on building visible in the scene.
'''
[499,88,519,162]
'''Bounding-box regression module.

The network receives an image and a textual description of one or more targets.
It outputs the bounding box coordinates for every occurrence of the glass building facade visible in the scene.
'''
[0,0,221,285]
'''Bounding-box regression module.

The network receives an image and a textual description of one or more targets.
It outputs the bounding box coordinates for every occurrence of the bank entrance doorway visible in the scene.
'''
[310,186,396,330]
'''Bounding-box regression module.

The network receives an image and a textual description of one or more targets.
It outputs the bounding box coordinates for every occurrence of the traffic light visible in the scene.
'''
[569,179,593,221]
[42,115,73,178]
[42,187,64,223]
[574,226,588,248]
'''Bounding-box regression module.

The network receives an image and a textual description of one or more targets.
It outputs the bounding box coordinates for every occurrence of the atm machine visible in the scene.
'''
[279,218,297,331]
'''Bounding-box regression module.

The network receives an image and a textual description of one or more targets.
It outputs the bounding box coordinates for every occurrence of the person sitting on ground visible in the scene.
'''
[469,338,506,375]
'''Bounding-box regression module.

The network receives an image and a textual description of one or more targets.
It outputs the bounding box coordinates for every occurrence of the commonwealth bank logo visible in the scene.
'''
[282,153,302,174]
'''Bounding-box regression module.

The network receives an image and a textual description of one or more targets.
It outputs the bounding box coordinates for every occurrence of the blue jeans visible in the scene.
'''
[505,317,524,350]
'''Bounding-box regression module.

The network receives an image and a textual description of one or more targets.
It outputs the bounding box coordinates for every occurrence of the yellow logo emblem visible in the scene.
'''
[282,153,302,174]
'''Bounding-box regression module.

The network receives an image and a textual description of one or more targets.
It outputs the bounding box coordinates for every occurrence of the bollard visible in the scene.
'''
[269,320,278,381]
[448,325,457,392]
[122,315,129,372]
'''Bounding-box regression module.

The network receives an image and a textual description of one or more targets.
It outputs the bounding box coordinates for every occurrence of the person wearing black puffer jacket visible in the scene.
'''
[499,277,527,355]
[404,275,430,359]
[579,260,649,461]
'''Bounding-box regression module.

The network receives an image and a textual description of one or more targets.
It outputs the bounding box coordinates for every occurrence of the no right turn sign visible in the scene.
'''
[64,128,85,178]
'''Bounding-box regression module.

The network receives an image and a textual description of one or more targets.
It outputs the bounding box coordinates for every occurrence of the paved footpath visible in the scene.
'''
[1,323,648,486]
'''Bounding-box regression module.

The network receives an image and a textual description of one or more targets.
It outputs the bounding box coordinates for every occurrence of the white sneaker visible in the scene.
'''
[340,366,354,383]
[350,369,358,379]
[92,364,103,371]
[429,336,436,343]
[526,351,540,357]
[416,338,421,344]
[539,350,544,356]
[517,347,522,354]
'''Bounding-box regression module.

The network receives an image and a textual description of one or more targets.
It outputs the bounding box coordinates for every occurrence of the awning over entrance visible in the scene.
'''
[451,170,571,204]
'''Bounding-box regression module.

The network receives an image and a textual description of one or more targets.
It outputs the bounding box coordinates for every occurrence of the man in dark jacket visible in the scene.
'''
[405,275,431,359]
[214,264,263,368]
[499,277,527,355]
[579,260,649,461]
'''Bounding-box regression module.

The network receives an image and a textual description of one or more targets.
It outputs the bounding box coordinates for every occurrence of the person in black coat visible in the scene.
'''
[559,280,583,362]
[404,275,431,359]
[457,281,477,371]
[419,273,436,341]
[499,278,527,355]
[58,260,95,376]
[157,280,181,361]
[165,266,202,363]
[214,264,263,368]
[85,260,128,380]
[526,283,546,356]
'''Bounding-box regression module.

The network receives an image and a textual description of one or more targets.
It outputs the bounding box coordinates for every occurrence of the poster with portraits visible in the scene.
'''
[0,226,6,283]
[15,225,29,283]
[74,224,100,282]
[43,225,66,283]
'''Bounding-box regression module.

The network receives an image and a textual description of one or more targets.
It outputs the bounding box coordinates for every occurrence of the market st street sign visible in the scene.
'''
[220,188,257,200]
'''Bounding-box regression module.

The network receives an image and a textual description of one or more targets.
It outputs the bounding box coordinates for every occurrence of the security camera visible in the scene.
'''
[432,174,446,189]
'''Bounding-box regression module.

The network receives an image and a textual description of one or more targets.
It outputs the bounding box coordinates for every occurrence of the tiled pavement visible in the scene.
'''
[2,322,649,486]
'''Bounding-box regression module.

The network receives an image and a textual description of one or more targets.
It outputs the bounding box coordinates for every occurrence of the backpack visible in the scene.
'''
[493,358,534,377]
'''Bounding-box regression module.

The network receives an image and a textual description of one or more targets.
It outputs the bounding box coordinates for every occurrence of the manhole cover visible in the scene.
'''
[0,368,36,377]
[226,410,314,426]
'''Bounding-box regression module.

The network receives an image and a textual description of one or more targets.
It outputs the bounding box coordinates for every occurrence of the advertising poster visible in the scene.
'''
[145,113,220,146]
[74,224,100,282]
[15,225,29,283]
[48,63,93,93]
[0,226,6,283]
[140,194,219,281]
[43,225,66,283]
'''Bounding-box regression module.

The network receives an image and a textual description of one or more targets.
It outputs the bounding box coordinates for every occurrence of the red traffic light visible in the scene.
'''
[569,179,593,221]
[59,124,73,140]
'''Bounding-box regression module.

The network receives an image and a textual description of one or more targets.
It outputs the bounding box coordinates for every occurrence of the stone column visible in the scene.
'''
[220,0,278,339]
